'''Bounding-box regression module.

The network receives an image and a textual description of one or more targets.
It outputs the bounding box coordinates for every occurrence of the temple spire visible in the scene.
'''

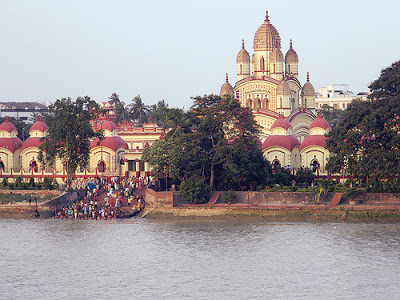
[265,10,269,22]
[242,39,245,49]
[307,72,310,82]
[226,73,229,82]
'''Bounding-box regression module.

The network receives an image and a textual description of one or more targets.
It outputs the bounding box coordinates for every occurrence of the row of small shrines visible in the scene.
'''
[0,110,332,183]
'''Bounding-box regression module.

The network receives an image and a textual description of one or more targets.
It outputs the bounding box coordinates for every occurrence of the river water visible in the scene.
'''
[0,218,399,299]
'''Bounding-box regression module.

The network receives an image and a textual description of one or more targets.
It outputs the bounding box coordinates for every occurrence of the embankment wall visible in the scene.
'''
[43,189,86,209]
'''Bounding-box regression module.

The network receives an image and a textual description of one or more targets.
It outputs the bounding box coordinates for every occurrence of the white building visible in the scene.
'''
[315,84,368,110]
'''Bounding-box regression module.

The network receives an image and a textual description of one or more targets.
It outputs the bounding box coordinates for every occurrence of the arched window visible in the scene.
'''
[260,57,265,71]
[288,65,291,74]
[255,98,261,109]
[280,97,283,108]
[263,99,269,110]
[273,63,276,73]
[240,64,242,74]
[246,99,253,109]
[0,161,4,172]
[98,160,106,172]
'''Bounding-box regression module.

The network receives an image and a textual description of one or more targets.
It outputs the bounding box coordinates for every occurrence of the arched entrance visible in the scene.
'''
[272,159,281,170]
[311,159,320,173]
[29,160,38,172]
[98,160,106,173]
[255,98,261,109]
[0,160,4,172]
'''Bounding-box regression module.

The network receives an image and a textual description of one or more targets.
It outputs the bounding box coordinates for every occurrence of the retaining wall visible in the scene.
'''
[43,189,86,209]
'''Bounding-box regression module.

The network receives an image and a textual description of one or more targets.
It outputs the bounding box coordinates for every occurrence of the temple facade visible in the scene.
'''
[220,11,331,174]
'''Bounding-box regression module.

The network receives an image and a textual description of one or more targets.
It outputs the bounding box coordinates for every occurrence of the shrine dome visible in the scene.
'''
[262,135,300,152]
[254,10,281,51]
[29,116,48,133]
[0,117,17,133]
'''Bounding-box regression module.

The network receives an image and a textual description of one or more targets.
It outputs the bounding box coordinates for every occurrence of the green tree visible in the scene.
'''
[326,60,400,192]
[317,104,348,129]
[143,95,273,196]
[148,99,169,126]
[129,95,150,126]
[109,92,131,124]
[38,97,103,184]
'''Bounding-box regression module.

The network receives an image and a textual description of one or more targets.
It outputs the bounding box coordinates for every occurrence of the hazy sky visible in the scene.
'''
[1,0,399,108]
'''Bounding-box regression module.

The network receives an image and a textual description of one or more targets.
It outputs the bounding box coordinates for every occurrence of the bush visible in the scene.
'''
[29,177,35,188]
[179,177,211,204]
[15,176,23,189]
[295,168,314,186]
[2,177,8,187]
[343,188,364,200]
[8,183,15,189]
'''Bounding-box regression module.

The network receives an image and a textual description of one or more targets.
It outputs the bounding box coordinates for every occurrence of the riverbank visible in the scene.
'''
[142,207,400,222]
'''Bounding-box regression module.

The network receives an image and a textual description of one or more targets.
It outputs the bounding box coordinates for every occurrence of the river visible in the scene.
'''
[0,218,399,299]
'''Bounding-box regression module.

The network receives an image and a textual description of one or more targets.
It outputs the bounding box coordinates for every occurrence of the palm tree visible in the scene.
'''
[164,108,193,139]
[129,95,149,126]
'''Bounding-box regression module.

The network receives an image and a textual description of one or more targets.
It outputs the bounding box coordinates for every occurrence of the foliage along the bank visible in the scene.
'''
[38,97,103,184]
[326,60,400,192]
[143,95,274,203]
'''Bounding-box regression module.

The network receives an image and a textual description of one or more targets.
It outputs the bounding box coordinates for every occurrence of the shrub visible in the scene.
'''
[15,176,23,189]
[29,177,35,188]
[295,168,314,186]
[179,177,211,204]
[2,177,8,187]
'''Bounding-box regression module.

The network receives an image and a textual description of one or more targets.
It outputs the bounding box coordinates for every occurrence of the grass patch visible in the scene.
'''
[0,193,54,204]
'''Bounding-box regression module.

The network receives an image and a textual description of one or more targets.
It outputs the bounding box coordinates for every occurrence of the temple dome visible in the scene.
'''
[309,114,331,130]
[299,135,327,151]
[100,120,118,133]
[285,40,298,63]
[262,135,300,152]
[276,79,290,95]
[301,73,315,97]
[29,115,48,133]
[0,116,17,133]
[220,74,235,97]
[253,11,281,51]
[271,116,292,130]
[236,40,250,63]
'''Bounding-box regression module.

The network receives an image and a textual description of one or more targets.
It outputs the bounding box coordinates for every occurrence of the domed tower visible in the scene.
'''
[20,115,49,173]
[269,41,284,80]
[262,116,300,169]
[285,40,299,79]
[276,76,291,116]
[220,73,235,98]
[0,116,23,172]
[236,40,251,81]
[253,10,281,79]
[299,113,331,174]
[301,72,316,112]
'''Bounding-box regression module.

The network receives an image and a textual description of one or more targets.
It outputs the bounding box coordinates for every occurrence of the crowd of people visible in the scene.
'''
[54,176,148,220]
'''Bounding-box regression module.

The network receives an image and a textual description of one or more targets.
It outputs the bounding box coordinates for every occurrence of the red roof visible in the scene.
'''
[90,136,126,152]
[299,135,327,151]
[21,137,43,151]
[262,135,300,151]
[271,117,291,130]
[0,117,17,133]
[309,115,330,130]
[100,120,118,132]
[29,116,49,133]
[0,137,23,153]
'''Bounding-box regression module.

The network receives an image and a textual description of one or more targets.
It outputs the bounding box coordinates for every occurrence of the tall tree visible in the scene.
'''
[108,93,131,123]
[143,95,272,201]
[129,95,149,126]
[148,99,169,126]
[38,97,103,184]
[326,60,400,191]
